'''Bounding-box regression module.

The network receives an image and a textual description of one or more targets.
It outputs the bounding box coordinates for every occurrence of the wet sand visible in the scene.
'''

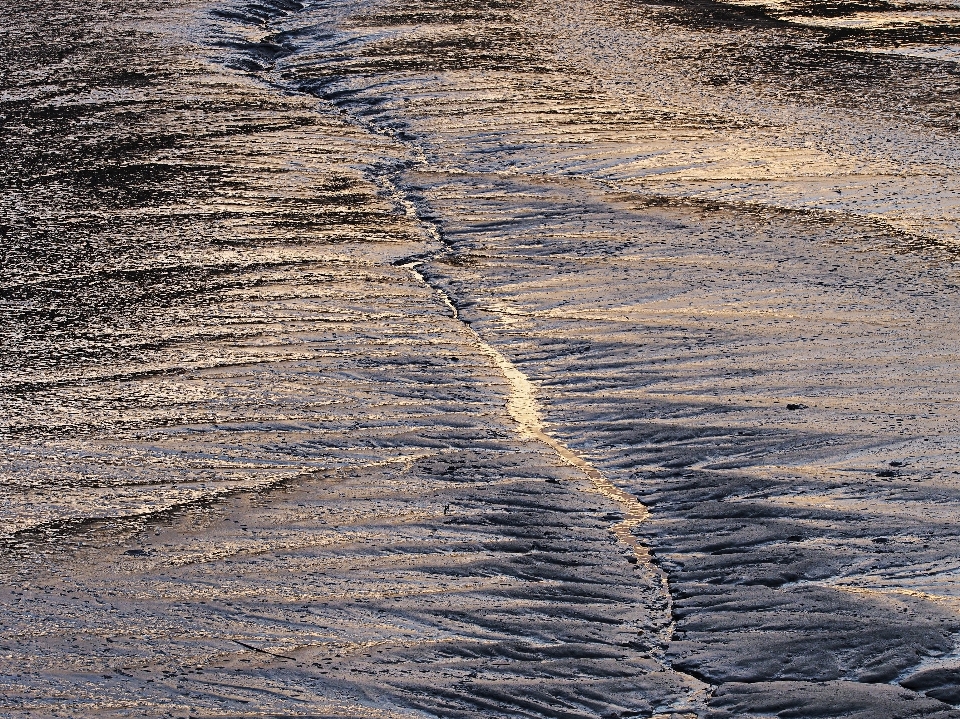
[4,0,960,716]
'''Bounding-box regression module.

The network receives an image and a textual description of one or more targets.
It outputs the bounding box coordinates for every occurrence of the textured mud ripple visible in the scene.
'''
[1,0,702,717]
[4,0,960,716]
[416,178,960,715]
[241,0,960,713]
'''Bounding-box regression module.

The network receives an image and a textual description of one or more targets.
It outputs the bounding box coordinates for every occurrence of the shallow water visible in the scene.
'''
[4,0,960,716]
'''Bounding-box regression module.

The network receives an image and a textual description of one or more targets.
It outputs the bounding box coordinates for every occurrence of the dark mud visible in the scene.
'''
[4,0,960,716]
[2,1,701,716]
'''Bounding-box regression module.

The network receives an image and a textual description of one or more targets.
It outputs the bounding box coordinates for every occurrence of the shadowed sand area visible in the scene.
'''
[3,0,960,716]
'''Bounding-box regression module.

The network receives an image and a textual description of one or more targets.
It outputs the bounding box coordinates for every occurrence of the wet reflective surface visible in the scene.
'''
[4,0,960,716]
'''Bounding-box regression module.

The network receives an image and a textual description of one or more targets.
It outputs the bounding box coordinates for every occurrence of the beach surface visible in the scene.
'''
[3,0,960,716]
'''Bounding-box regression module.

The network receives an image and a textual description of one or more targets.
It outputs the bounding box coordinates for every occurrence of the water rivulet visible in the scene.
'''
[3,0,960,716]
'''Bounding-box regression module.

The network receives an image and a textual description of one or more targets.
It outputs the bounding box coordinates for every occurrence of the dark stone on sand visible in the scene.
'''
[707,680,960,719]
[902,668,960,706]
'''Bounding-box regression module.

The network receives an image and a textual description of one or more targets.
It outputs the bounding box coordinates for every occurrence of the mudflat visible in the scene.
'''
[3,0,960,717]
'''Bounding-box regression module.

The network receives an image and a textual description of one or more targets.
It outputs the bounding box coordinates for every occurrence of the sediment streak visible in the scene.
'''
[400,258,706,707]
[235,0,653,563]
[401,261,653,562]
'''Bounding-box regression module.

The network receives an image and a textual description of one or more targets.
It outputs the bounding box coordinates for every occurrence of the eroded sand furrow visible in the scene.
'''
[246,0,960,712]
[403,255,682,622]
[401,262,654,549]
[0,2,710,717]
[7,0,960,715]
